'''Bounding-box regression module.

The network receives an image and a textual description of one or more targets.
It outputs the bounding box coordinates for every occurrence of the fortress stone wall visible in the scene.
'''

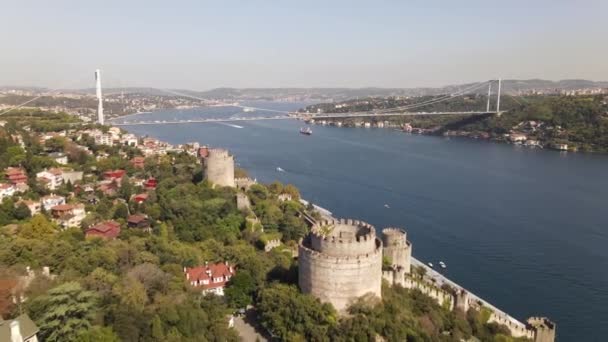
[383,269,454,310]
[382,228,412,273]
[299,219,383,312]
[202,148,235,187]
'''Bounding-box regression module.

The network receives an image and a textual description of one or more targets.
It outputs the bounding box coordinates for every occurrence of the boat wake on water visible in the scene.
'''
[216,122,244,129]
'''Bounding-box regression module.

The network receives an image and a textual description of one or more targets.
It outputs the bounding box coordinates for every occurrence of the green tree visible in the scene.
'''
[113,203,129,220]
[119,176,133,201]
[13,203,32,220]
[76,326,120,342]
[29,282,98,342]
[256,283,337,341]
[225,270,256,309]
[150,315,165,341]
[6,146,26,166]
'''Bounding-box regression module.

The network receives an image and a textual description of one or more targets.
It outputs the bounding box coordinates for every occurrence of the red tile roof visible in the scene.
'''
[51,204,74,211]
[103,169,126,180]
[133,193,148,203]
[185,262,235,290]
[86,220,121,239]
[127,214,148,225]
[143,178,157,189]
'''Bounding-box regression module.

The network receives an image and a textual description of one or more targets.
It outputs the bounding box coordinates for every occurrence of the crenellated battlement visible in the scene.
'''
[308,218,379,257]
[382,227,407,247]
[207,148,233,159]
[310,218,376,242]
[299,240,382,262]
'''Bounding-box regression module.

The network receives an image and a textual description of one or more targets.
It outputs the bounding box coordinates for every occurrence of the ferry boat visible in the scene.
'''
[300,127,312,135]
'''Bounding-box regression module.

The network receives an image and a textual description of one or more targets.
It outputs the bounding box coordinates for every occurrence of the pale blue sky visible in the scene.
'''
[1,0,607,89]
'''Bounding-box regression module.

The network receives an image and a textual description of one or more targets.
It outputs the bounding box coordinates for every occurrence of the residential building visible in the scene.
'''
[94,133,114,146]
[97,181,118,196]
[5,167,28,185]
[36,168,63,190]
[184,262,236,296]
[509,133,528,143]
[103,169,126,181]
[41,194,66,211]
[0,183,16,201]
[61,171,84,184]
[130,156,145,169]
[143,177,157,189]
[85,220,121,239]
[127,214,151,232]
[133,193,148,204]
[50,203,86,228]
[121,133,139,146]
[48,152,68,165]
[0,314,39,342]
[18,200,41,216]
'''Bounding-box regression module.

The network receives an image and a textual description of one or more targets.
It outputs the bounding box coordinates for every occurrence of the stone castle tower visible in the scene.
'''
[381,228,412,273]
[527,317,556,342]
[298,219,383,312]
[202,148,235,187]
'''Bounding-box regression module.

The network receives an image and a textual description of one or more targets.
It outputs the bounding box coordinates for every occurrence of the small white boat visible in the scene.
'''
[439,261,446,269]
[276,167,285,172]
[384,204,390,208]
[428,262,434,268]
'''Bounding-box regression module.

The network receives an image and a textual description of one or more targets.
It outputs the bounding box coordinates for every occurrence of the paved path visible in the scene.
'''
[233,310,269,342]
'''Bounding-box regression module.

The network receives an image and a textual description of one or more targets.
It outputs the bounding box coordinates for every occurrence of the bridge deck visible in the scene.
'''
[110,111,501,126]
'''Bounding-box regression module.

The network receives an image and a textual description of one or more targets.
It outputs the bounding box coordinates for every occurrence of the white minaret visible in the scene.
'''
[95,69,104,125]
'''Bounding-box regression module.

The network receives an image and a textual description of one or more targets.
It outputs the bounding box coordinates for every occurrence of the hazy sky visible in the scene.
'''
[2,0,607,90]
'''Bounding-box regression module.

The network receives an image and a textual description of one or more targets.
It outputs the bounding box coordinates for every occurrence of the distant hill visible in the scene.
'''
[3,79,608,101]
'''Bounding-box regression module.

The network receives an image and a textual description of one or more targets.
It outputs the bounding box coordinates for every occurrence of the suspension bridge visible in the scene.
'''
[107,78,504,126]
[0,71,506,126]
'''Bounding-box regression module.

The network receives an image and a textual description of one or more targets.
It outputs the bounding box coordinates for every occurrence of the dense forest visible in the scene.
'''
[0,109,529,341]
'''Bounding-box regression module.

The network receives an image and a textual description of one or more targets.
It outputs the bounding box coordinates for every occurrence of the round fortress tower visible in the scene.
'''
[298,219,383,312]
[381,228,412,273]
[202,148,235,187]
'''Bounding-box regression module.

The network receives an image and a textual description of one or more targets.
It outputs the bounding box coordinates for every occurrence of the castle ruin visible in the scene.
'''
[202,148,235,187]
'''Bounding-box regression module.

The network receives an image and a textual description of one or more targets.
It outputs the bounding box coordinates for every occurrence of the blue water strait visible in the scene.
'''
[118,102,608,341]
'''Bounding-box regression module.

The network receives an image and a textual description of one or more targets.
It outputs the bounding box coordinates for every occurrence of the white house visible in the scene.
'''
[36,168,63,190]
[0,314,39,342]
[121,133,139,147]
[50,203,86,228]
[48,152,68,165]
[41,194,66,211]
[0,183,16,201]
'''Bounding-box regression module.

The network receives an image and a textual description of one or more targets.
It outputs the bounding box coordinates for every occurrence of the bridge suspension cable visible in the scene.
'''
[374,80,493,113]
[155,88,293,114]
[0,73,97,116]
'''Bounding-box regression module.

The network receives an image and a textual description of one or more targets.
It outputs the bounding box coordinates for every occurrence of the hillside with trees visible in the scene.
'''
[0,109,531,341]
[303,94,608,152]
